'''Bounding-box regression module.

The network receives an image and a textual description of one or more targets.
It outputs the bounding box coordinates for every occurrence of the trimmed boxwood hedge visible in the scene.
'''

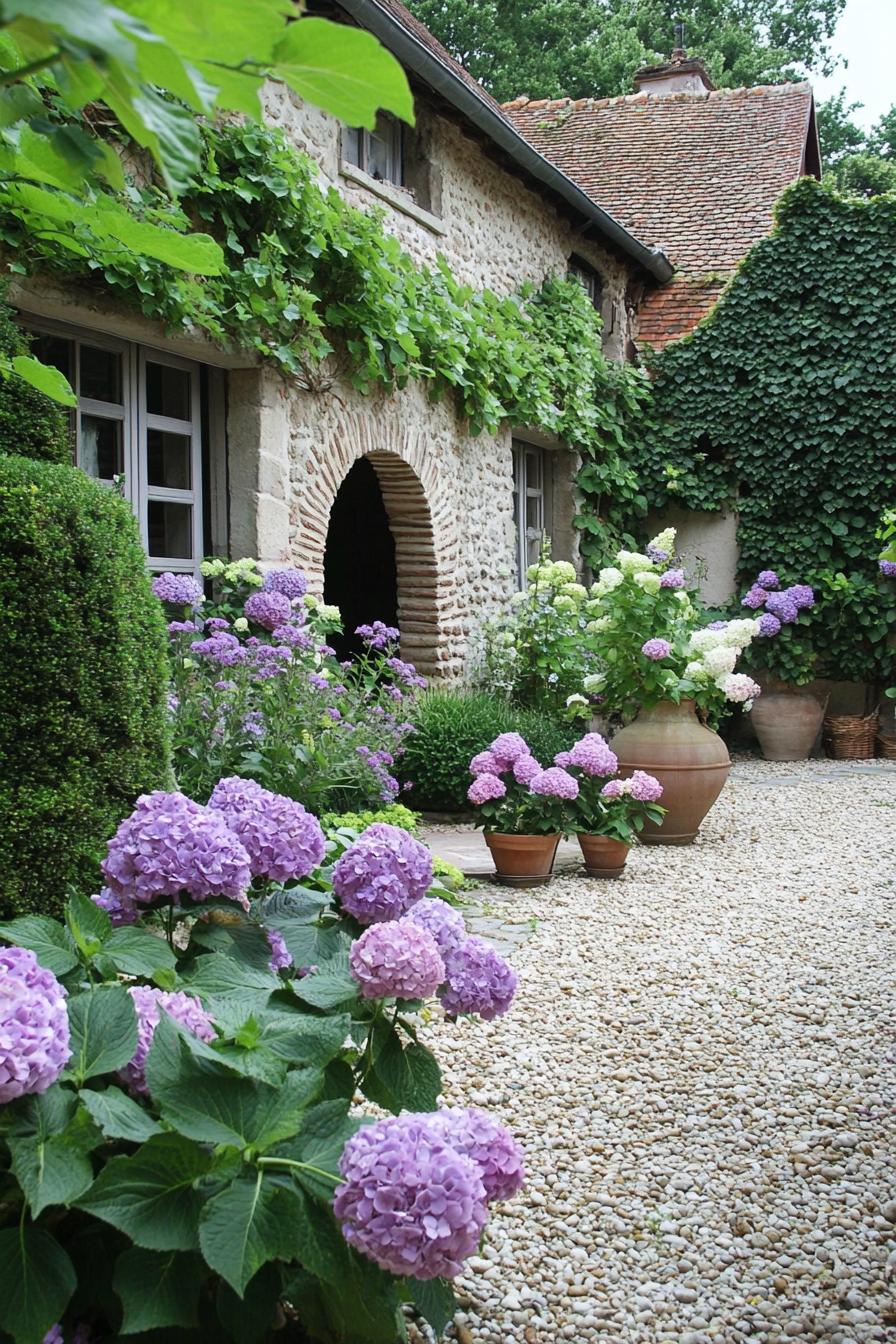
[0,452,171,917]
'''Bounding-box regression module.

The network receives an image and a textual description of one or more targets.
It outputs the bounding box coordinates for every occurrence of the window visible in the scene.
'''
[512,442,546,588]
[28,323,203,577]
[343,112,404,186]
[568,255,604,312]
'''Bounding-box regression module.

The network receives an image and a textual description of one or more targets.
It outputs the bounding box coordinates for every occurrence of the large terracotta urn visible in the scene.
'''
[612,700,730,845]
[749,691,823,761]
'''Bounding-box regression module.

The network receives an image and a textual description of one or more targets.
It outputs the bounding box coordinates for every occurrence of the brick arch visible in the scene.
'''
[290,408,462,679]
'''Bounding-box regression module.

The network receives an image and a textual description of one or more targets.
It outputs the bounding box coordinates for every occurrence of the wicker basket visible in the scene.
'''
[823,712,879,760]
[875,733,896,761]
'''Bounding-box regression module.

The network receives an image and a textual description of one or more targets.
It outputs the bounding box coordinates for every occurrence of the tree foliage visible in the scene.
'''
[817,90,896,196]
[404,0,846,103]
[630,177,896,684]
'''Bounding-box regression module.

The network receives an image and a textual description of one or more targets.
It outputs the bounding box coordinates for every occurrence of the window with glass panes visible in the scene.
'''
[342,112,404,185]
[27,323,203,577]
[512,442,546,588]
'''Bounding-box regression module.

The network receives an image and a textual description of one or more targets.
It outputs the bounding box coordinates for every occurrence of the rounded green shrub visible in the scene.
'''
[0,453,171,917]
[398,690,577,812]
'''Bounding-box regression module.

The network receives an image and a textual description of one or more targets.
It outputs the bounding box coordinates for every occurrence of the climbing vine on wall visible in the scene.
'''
[632,178,896,683]
[0,118,648,553]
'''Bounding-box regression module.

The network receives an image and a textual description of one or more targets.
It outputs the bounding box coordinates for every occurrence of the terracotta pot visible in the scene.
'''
[749,691,824,761]
[612,699,730,846]
[577,833,630,879]
[484,832,560,888]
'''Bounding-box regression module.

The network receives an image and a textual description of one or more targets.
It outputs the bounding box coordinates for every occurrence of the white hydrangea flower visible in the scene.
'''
[233,616,249,632]
[549,561,577,585]
[586,615,611,632]
[721,618,762,650]
[559,582,588,602]
[684,660,709,681]
[687,628,724,653]
[702,646,738,677]
[633,571,661,594]
[566,693,589,708]
[648,527,676,556]
[200,557,226,578]
[674,591,691,605]
[717,672,762,702]
[616,550,653,575]
[553,594,577,614]
[595,566,624,593]
[510,591,527,607]
[317,604,342,622]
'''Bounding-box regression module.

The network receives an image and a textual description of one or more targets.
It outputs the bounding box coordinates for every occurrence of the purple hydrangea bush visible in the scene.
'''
[0,947,70,1103]
[735,570,819,688]
[465,733,578,836]
[561,732,666,843]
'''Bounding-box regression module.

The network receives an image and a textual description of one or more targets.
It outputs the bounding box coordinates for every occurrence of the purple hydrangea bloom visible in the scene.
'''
[757,612,782,637]
[601,779,623,798]
[629,770,664,802]
[334,1114,488,1279]
[529,767,579,800]
[349,918,445,999]
[405,898,467,957]
[151,572,203,607]
[102,791,252,911]
[262,568,308,600]
[467,774,507,805]
[0,947,71,1103]
[332,824,433,924]
[204,617,231,632]
[568,733,618,778]
[756,570,780,589]
[120,987,216,1097]
[267,928,293,973]
[43,1330,64,1344]
[469,750,500,777]
[430,1108,525,1203]
[787,584,815,610]
[512,754,542,784]
[641,638,672,661]
[880,558,896,578]
[208,777,325,883]
[741,586,768,610]
[167,620,196,635]
[91,886,138,927]
[190,632,247,666]
[440,936,518,1020]
[646,544,668,563]
[553,750,572,767]
[765,591,799,624]
[488,733,530,769]
[659,568,686,589]
[272,622,311,650]
[706,620,728,631]
[244,589,292,631]
[356,621,400,650]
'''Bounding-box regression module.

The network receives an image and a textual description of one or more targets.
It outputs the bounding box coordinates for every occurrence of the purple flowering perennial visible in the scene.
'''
[568,733,618,778]
[646,544,669,563]
[332,823,433,924]
[102,791,252,911]
[765,591,799,624]
[208,777,325,883]
[629,770,663,802]
[756,570,780,589]
[787,583,815,610]
[356,621,400,650]
[262,567,308,600]
[430,1108,525,1203]
[641,638,672,660]
[120,987,216,1097]
[440,936,518,1020]
[190,632,247,666]
[659,568,686,589]
[92,886,138,927]
[244,589,292,631]
[334,1114,489,1279]
[151,572,203,607]
[467,773,507,805]
[267,928,293,973]
[601,779,623,798]
[405,898,467,957]
[0,947,71,1103]
[757,612,782,637]
[741,586,768,610]
[469,750,500,777]
[349,918,445,999]
[512,754,542,784]
[529,766,579,800]
[706,620,728,631]
[880,558,896,578]
[488,733,530,769]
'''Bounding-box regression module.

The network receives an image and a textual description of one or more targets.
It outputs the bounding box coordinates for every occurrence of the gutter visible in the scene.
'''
[338,0,675,284]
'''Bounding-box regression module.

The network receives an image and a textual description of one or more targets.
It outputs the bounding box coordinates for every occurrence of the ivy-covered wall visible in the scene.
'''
[632,178,896,685]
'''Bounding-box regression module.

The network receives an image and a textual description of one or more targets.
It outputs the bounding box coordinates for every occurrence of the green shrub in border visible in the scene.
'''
[399,690,577,812]
[0,299,71,464]
[0,453,170,917]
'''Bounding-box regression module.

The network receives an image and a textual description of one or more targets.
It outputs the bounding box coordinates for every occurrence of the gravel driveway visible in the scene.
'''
[430,760,896,1344]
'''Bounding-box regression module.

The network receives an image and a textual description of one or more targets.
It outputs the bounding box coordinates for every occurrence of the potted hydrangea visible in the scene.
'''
[736,570,822,759]
[581,528,762,844]
[558,733,665,877]
[466,733,578,886]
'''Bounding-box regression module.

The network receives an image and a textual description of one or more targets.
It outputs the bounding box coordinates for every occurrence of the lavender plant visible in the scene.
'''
[156,560,424,812]
[0,787,523,1344]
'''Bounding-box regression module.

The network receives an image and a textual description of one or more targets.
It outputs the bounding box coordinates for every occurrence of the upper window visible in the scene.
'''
[568,255,604,312]
[27,324,203,577]
[343,113,404,187]
[512,442,546,589]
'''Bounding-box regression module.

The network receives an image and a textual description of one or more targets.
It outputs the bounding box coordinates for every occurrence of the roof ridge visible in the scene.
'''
[502,80,813,113]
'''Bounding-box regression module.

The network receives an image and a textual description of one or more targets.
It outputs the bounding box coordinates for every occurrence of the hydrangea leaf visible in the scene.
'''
[266,918,351,969]
[0,914,77,976]
[65,985,139,1085]
[281,1257,406,1344]
[215,1263,283,1344]
[79,1086,163,1144]
[362,1028,442,1115]
[76,1132,212,1251]
[269,1098,370,1202]
[198,1171,304,1297]
[113,1247,204,1334]
[0,1226,76,1344]
[412,1277,457,1336]
[7,1089,101,1216]
[102,926,177,977]
[256,1010,352,1071]
[64,889,111,961]
[292,961,359,1012]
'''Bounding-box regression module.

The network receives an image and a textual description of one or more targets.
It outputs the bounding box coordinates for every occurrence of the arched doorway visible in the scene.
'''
[323,457,398,660]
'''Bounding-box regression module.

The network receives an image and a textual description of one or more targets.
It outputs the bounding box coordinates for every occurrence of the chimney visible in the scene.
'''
[633,25,715,95]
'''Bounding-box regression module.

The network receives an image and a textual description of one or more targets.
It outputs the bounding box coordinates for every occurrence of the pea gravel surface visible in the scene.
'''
[428,760,896,1344]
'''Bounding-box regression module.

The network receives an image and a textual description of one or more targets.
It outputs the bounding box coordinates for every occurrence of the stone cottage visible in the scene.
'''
[8,0,671,679]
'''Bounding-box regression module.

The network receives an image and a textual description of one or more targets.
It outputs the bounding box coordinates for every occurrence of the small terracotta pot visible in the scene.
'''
[577,834,630,879]
[749,691,824,760]
[484,832,560,888]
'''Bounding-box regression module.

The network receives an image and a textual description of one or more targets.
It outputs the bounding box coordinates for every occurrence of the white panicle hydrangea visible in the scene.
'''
[559,582,588,602]
[722,618,762,650]
[553,595,577,615]
[702,645,738,678]
[684,660,710,682]
[594,566,624,594]
[583,673,606,694]
[566,693,589,709]
[633,571,661,594]
[549,561,577,585]
[648,527,676,557]
[586,615,611,633]
[687,628,724,654]
[616,550,653,575]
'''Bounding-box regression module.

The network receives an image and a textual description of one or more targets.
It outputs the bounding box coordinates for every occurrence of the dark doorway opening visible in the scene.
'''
[324,456,398,660]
